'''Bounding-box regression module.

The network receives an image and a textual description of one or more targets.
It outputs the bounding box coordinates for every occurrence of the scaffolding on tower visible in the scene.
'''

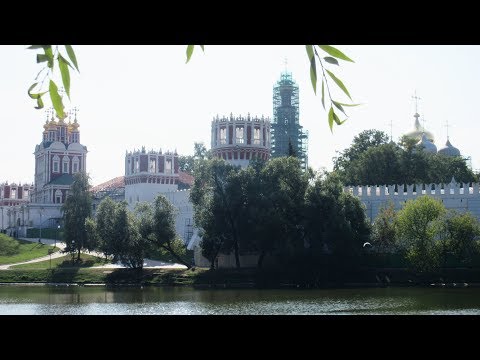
[271,71,309,170]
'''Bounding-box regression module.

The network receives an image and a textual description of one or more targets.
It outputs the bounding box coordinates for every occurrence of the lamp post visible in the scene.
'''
[56,224,60,248]
[38,207,44,243]
[0,206,3,233]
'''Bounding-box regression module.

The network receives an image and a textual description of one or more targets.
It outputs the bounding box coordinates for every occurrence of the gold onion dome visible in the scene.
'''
[404,113,435,143]
[71,118,79,131]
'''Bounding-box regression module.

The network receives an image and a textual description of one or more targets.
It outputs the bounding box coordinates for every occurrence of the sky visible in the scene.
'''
[1,45,480,186]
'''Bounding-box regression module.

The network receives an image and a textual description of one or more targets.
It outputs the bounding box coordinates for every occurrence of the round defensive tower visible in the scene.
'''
[124,146,179,207]
[211,113,271,168]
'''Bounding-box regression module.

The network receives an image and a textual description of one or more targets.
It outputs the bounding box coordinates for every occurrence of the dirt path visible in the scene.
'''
[0,238,187,270]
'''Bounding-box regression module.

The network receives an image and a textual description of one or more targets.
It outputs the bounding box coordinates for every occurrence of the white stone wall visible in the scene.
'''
[125,182,178,208]
[346,180,480,222]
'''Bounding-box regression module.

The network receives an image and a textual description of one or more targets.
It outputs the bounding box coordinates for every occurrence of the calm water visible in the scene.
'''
[1,285,480,315]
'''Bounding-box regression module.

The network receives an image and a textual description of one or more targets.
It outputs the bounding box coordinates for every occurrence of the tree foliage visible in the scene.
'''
[335,129,477,185]
[62,172,93,261]
[371,201,397,253]
[396,196,446,272]
[304,172,370,258]
[442,211,480,264]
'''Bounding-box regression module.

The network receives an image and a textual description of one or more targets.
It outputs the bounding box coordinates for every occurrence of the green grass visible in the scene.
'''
[0,239,60,265]
[11,253,108,270]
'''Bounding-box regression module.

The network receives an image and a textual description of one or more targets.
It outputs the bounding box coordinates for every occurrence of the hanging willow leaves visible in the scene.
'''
[65,45,79,72]
[321,80,325,110]
[49,80,64,119]
[58,55,71,98]
[35,96,44,109]
[306,45,317,94]
[186,45,195,63]
[332,110,347,125]
[43,46,54,69]
[326,69,352,100]
[323,56,339,65]
[328,106,335,132]
[332,100,347,115]
[318,45,354,63]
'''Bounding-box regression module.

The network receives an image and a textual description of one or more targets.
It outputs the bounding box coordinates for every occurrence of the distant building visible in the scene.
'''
[270,71,308,170]
[1,108,87,236]
[211,113,271,168]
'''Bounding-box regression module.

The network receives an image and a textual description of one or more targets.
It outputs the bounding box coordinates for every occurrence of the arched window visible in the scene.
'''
[52,155,60,173]
[55,189,63,204]
[72,156,80,173]
[62,157,70,174]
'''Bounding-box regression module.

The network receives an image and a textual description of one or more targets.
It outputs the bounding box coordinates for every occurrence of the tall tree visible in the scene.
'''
[151,195,191,268]
[62,172,93,261]
[371,201,398,253]
[95,197,119,260]
[191,158,244,268]
[396,196,446,272]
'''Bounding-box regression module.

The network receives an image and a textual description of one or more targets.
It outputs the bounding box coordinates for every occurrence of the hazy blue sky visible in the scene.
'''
[1,45,479,185]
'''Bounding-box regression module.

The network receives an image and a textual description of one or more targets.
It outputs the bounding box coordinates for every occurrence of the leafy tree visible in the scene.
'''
[179,142,210,175]
[62,172,93,261]
[112,202,145,269]
[148,195,191,268]
[304,172,370,258]
[443,211,480,264]
[371,201,397,253]
[0,233,20,256]
[334,130,390,174]
[336,129,476,185]
[95,197,119,260]
[191,158,243,268]
[396,196,446,272]
[178,155,195,175]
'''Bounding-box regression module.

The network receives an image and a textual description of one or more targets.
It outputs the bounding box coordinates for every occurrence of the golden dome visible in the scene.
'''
[71,119,79,131]
[404,113,435,143]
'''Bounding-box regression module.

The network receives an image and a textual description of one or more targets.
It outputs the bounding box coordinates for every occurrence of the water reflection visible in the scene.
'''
[1,286,480,314]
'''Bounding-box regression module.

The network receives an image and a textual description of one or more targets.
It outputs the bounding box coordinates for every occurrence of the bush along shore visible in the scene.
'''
[2,267,480,288]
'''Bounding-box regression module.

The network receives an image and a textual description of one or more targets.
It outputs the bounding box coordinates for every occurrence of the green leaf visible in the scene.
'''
[36,54,49,63]
[28,83,38,99]
[328,106,334,132]
[27,45,44,50]
[326,69,352,100]
[332,100,347,115]
[321,80,325,110]
[323,56,339,65]
[58,55,71,99]
[332,101,362,107]
[186,45,195,63]
[49,80,64,119]
[332,110,347,125]
[35,96,44,109]
[306,45,317,94]
[65,45,79,72]
[200,45,205,52]
[44,46,54,68]
[318,45,354,62]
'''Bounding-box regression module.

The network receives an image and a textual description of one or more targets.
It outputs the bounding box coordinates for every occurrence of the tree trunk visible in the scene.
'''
[77,247,81,262]
[233,238,240,269]
[257,250,266,269]
[163,244,191,269]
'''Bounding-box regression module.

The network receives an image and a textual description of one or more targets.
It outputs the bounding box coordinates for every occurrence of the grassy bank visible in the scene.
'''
[10,254,107,270]
[0,239,60,265]
[2,266,480,287]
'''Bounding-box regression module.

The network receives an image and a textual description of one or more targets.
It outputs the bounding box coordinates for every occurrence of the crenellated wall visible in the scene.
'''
[346,178,480,222]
